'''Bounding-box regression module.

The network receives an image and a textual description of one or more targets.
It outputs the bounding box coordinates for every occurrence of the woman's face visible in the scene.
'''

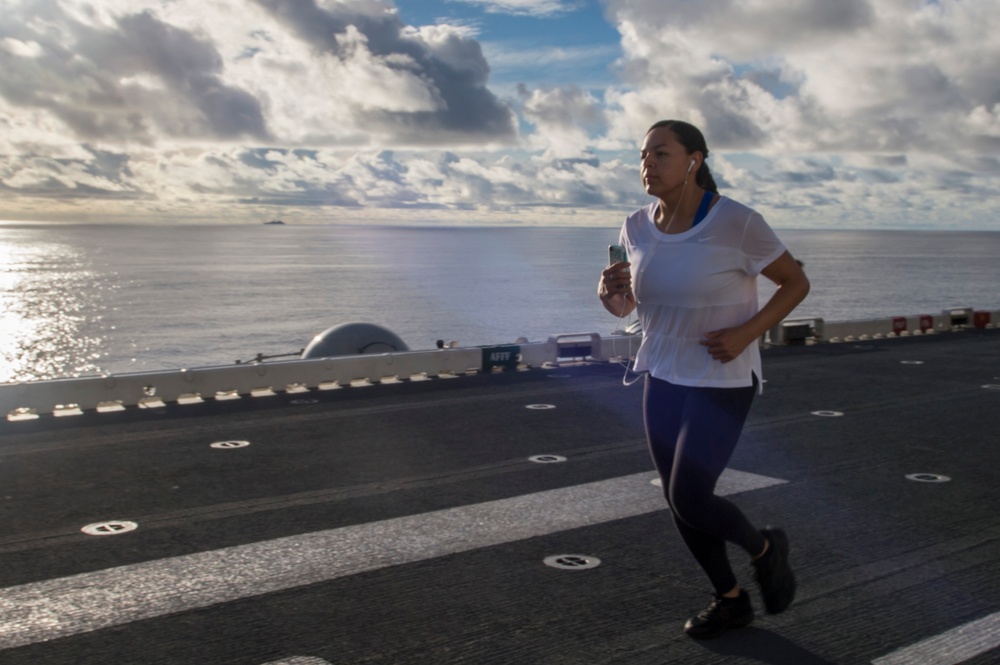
[640,127,693,197]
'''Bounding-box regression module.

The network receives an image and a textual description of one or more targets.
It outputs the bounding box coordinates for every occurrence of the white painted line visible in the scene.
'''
[0,468,784,650]
[261,658,331,665]
[872,611,1000,665]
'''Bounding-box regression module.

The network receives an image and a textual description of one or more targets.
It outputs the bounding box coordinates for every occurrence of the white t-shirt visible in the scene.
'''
[619,196,786,389]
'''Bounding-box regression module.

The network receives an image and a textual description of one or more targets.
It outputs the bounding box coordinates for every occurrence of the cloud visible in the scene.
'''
[0,0,516,149]
[0,0,998,231]
[483,41,621,93]
[0,147,143,199]
[246,0,516,144]
[603,0,1000,155]
[448,0,582,18]
[0,3,268,144]
[192,147,636,212]
[518,84,608,158]
[0,0,526,220]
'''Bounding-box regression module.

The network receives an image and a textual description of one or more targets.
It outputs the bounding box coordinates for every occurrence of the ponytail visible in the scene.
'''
[647,119,719,193]
[696,164,718,193]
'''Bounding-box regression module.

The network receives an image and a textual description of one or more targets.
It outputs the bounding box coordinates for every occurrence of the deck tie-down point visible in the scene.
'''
[905,473,951,483]
[544,554,601,571]
[529,455,567,464]
[81,521,138,536]
[210,440,251,449]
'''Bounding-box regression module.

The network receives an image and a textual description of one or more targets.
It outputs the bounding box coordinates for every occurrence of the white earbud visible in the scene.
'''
[687,160,696,173]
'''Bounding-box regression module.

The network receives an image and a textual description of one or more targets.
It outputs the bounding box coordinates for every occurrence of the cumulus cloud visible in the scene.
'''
[0,0,516,149]
[172,147,636,213]
[249,0,515,144]
[518,84,608,158]
[603,0,1000,155]
[0,0,530,220]
[556,0,1000,230]
[0,3,268,145]
[0,0,998,230]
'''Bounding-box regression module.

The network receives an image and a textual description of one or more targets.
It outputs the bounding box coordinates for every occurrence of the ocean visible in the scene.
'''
[2,223,999,384]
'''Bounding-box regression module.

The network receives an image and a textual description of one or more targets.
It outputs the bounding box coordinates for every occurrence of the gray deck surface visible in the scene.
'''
[0,329,998,664]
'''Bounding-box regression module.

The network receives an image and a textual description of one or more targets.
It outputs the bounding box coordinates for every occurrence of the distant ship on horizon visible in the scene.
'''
[264,220,286,225]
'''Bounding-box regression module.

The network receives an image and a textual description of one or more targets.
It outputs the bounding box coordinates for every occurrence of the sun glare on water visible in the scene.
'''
[0,230,105,383]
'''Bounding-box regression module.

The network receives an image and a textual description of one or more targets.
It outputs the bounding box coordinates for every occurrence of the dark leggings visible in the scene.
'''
[643,374,767,595]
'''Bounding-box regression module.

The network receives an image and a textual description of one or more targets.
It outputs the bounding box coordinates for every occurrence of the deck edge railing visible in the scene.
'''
[3,308,997,419]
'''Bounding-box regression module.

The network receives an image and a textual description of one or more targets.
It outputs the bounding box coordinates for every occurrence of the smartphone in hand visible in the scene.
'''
[608,244,627,266]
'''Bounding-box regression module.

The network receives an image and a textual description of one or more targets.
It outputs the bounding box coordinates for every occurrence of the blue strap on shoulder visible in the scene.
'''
[692,191,714,228]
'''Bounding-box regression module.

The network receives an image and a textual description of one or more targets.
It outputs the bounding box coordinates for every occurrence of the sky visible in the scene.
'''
[0,0,998,229]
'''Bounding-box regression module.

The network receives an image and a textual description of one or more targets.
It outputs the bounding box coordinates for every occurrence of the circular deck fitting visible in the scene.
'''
[811,410,844,417]
[982,384,1000,391]
[210,440,251,449]
[543,554,601,571]
[905,473,951,483]
[525,404,556,410]
[528,454,567,464]
[81,520,138,536]
[900,360,925,365]
[290,398,319,405]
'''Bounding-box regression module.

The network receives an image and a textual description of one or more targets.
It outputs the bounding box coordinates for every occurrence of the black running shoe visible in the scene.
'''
[684,590,754,640]
[752,526,796,614]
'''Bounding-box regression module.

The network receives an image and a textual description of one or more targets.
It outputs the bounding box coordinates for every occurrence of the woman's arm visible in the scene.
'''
[700,251,810,363]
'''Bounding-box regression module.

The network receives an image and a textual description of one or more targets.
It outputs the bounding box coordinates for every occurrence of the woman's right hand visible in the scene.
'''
[601,261,632,298]
[599,262,635,316]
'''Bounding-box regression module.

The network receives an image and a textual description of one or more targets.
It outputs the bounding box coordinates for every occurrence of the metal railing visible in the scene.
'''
[4,307,997,420]
[1,333,641,420]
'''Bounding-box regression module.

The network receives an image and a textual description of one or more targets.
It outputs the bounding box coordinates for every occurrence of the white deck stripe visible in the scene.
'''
[872,612,1000,665]
[0,468,784,650]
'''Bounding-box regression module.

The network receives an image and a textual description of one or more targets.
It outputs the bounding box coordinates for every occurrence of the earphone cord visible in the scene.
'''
[612,192,651,387]
[614,163,695,385]
[614,303,643,387]
[661,173,690,234]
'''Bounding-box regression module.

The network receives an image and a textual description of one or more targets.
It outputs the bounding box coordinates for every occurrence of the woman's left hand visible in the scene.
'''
[700,251,810,364]
[700,327,755,363]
